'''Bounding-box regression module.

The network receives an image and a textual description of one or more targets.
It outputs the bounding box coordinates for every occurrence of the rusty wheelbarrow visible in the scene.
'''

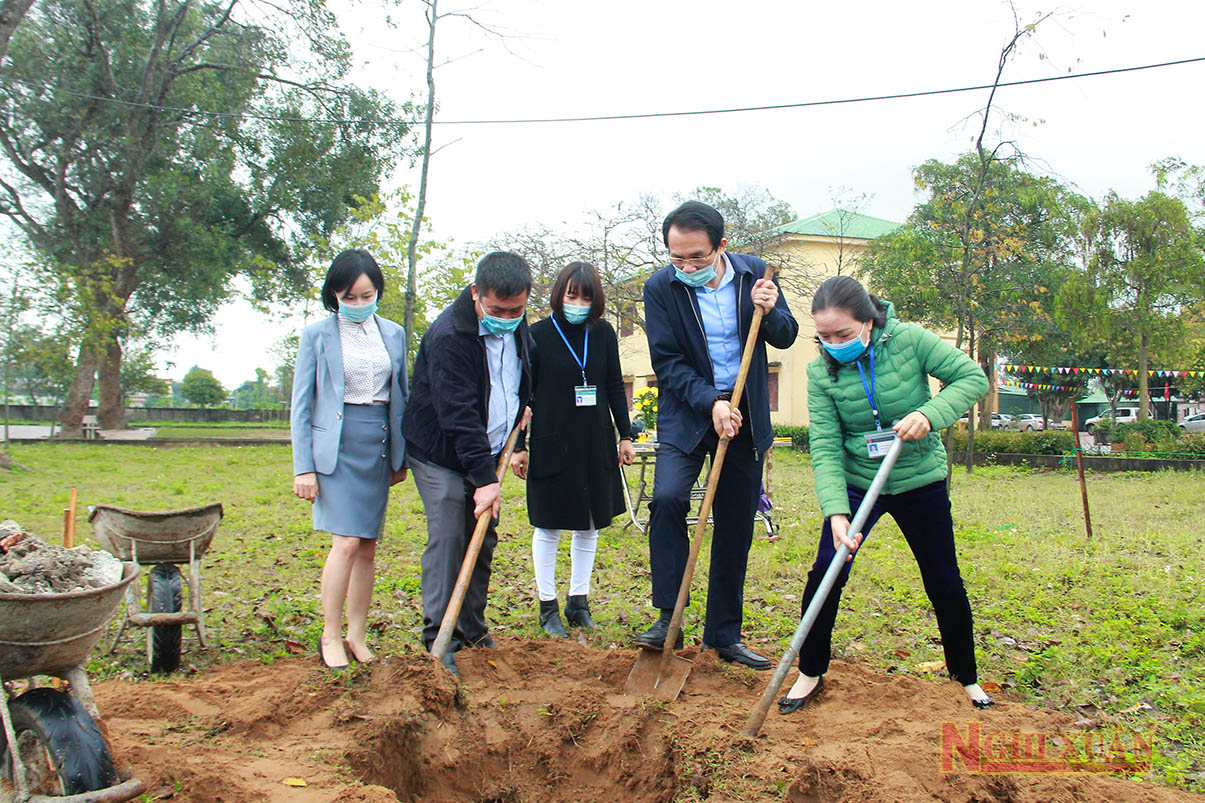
[0,562,147,802]
[89,503,222,673]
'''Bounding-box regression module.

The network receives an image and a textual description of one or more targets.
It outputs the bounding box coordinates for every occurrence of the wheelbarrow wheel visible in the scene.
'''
[150,563,183,673]
[0,688,117,795]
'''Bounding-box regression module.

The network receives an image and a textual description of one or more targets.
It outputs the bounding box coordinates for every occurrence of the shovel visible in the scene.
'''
[430,422,523,663]
[626,264,777,699]
[741,435,903,737]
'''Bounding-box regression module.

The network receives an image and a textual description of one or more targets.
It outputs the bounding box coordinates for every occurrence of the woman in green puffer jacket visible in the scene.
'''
[778,276,994,715]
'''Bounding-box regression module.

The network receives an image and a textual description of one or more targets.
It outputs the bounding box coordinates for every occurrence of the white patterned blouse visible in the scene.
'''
[338,315,392,404]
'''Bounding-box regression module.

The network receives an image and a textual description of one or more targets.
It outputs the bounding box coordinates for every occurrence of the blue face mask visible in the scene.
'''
[821,323,869,363]
[482,312,523,335]
[339,298,377,323]
[562,303,591,324]
[674,258,717,288]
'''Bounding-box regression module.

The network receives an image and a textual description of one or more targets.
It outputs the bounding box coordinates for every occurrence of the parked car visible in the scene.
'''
[1179,413,1205,434]
[1083,406,1141,433]
[956,413,1013,428]
[1007,413,1046,431]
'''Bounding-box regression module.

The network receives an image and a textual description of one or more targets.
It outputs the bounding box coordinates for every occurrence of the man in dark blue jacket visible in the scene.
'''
[403,251,533,674]
[637,201,798,669]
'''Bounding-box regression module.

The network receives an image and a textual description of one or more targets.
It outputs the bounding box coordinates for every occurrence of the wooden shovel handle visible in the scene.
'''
[430,422,523,661]
[658,264,778,676]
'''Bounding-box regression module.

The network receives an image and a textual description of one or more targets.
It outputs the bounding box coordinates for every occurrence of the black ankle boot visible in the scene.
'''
[539,599,567,638]
[564,595,597,630]
[634,608,683,650]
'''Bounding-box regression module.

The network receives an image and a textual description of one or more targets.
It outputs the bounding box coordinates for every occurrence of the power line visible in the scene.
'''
[6,55,1203,128]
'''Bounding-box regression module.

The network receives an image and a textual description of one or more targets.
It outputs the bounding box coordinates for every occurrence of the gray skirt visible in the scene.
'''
[313,404,390,539]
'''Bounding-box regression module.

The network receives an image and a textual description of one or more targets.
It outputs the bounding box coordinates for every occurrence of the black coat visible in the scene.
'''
[402,286,533,489]
[521,314,632,530]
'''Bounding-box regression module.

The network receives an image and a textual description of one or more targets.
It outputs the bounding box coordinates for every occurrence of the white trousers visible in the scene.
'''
[532,526,599,601]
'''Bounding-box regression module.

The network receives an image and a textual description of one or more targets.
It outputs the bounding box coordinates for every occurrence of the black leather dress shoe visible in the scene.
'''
[971,696,995,710]
[634,616,684,650]
[778,675,824,714]
[708,642,771,670]
[470,634,498,649]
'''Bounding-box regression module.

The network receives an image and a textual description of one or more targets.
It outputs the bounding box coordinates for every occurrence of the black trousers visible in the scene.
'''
[797,480,979,684]
[647,425,763,647]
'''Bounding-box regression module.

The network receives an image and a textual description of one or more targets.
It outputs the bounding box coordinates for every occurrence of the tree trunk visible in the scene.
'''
[978,348,997,428]
[404,0,438,365]
[1138,330,1150,420]
[97,333,126,429]
[57,343,99,437]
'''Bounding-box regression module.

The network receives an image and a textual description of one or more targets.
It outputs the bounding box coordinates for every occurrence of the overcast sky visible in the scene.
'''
[168,0,1205,388]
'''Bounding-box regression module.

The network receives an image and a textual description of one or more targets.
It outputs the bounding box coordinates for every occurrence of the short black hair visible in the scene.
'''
[550,262,605,326]
[321,249,385,313]
[662,201,725,249]
[475,251,532,298]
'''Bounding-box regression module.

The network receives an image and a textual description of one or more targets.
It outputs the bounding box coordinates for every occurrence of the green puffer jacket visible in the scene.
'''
[806,302,988,518]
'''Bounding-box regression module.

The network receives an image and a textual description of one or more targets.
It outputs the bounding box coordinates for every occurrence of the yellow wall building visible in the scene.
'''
[616,209,900,427]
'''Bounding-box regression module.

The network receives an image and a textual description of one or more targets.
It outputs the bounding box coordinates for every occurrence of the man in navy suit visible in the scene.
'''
[636,201,798,669]
[403,251,534,674]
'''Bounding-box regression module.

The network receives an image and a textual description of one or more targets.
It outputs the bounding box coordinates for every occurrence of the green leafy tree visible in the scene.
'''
[120,343,169,402]
[864,157,1086,423]
[270,334,299,405]
[0,0,32,65]
[1058,192,1205,420]
[180,366,225,409]
[0,0,414,435]
[233,367,282,409]
[10,325,75,406]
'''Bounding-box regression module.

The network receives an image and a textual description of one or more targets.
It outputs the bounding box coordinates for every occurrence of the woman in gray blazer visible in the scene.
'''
[291,249,408,670]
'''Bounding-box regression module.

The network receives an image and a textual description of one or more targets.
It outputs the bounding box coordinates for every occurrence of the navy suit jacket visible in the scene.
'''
[291,314,408,475]
[642,253,798,456]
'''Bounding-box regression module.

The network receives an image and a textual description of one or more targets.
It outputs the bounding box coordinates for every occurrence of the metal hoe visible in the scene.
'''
[742,435,903,737]
[430,422,522,664]
[626,264,777,699]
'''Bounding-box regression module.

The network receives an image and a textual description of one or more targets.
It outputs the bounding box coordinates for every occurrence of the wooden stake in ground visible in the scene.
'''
[430,423,522,663]
[1070,404,1093,539]
[63,486,77,548]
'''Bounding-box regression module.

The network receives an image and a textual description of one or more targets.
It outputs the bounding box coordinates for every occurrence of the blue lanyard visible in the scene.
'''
[855,345,882,430]
[551,316,589,384]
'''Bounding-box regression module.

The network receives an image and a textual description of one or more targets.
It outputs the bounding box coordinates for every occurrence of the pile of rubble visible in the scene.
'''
[0,520,123,594]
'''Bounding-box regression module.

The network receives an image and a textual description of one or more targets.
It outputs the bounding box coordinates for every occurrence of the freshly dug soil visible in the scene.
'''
[0,520,122,593]
[93,641,1203,802]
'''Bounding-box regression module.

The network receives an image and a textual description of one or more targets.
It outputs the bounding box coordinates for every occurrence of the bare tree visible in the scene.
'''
[402,0,521,363]
[951,7,1055,472]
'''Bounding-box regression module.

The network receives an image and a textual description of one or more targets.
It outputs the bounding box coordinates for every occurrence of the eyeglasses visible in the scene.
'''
[668,250,717,269]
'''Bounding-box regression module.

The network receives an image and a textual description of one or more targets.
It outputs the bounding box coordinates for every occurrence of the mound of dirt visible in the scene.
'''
[0,520,122,593]
[93,641,1203,802]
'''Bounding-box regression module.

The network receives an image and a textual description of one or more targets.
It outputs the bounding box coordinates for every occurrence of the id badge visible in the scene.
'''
[575,385,597,407]
[864,430,896,459]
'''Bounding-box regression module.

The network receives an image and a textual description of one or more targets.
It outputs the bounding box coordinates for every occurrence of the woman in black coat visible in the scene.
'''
[510,262,635,636]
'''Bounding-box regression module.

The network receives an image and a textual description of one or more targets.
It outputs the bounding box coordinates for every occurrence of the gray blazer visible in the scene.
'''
[291,314,408,475]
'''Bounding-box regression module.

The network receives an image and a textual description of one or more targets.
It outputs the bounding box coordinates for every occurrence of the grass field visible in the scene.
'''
[1,443,1202,788]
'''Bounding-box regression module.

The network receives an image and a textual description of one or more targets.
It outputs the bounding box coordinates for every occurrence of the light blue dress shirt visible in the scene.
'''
[695,254,742,392]
[479,320,522,455]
